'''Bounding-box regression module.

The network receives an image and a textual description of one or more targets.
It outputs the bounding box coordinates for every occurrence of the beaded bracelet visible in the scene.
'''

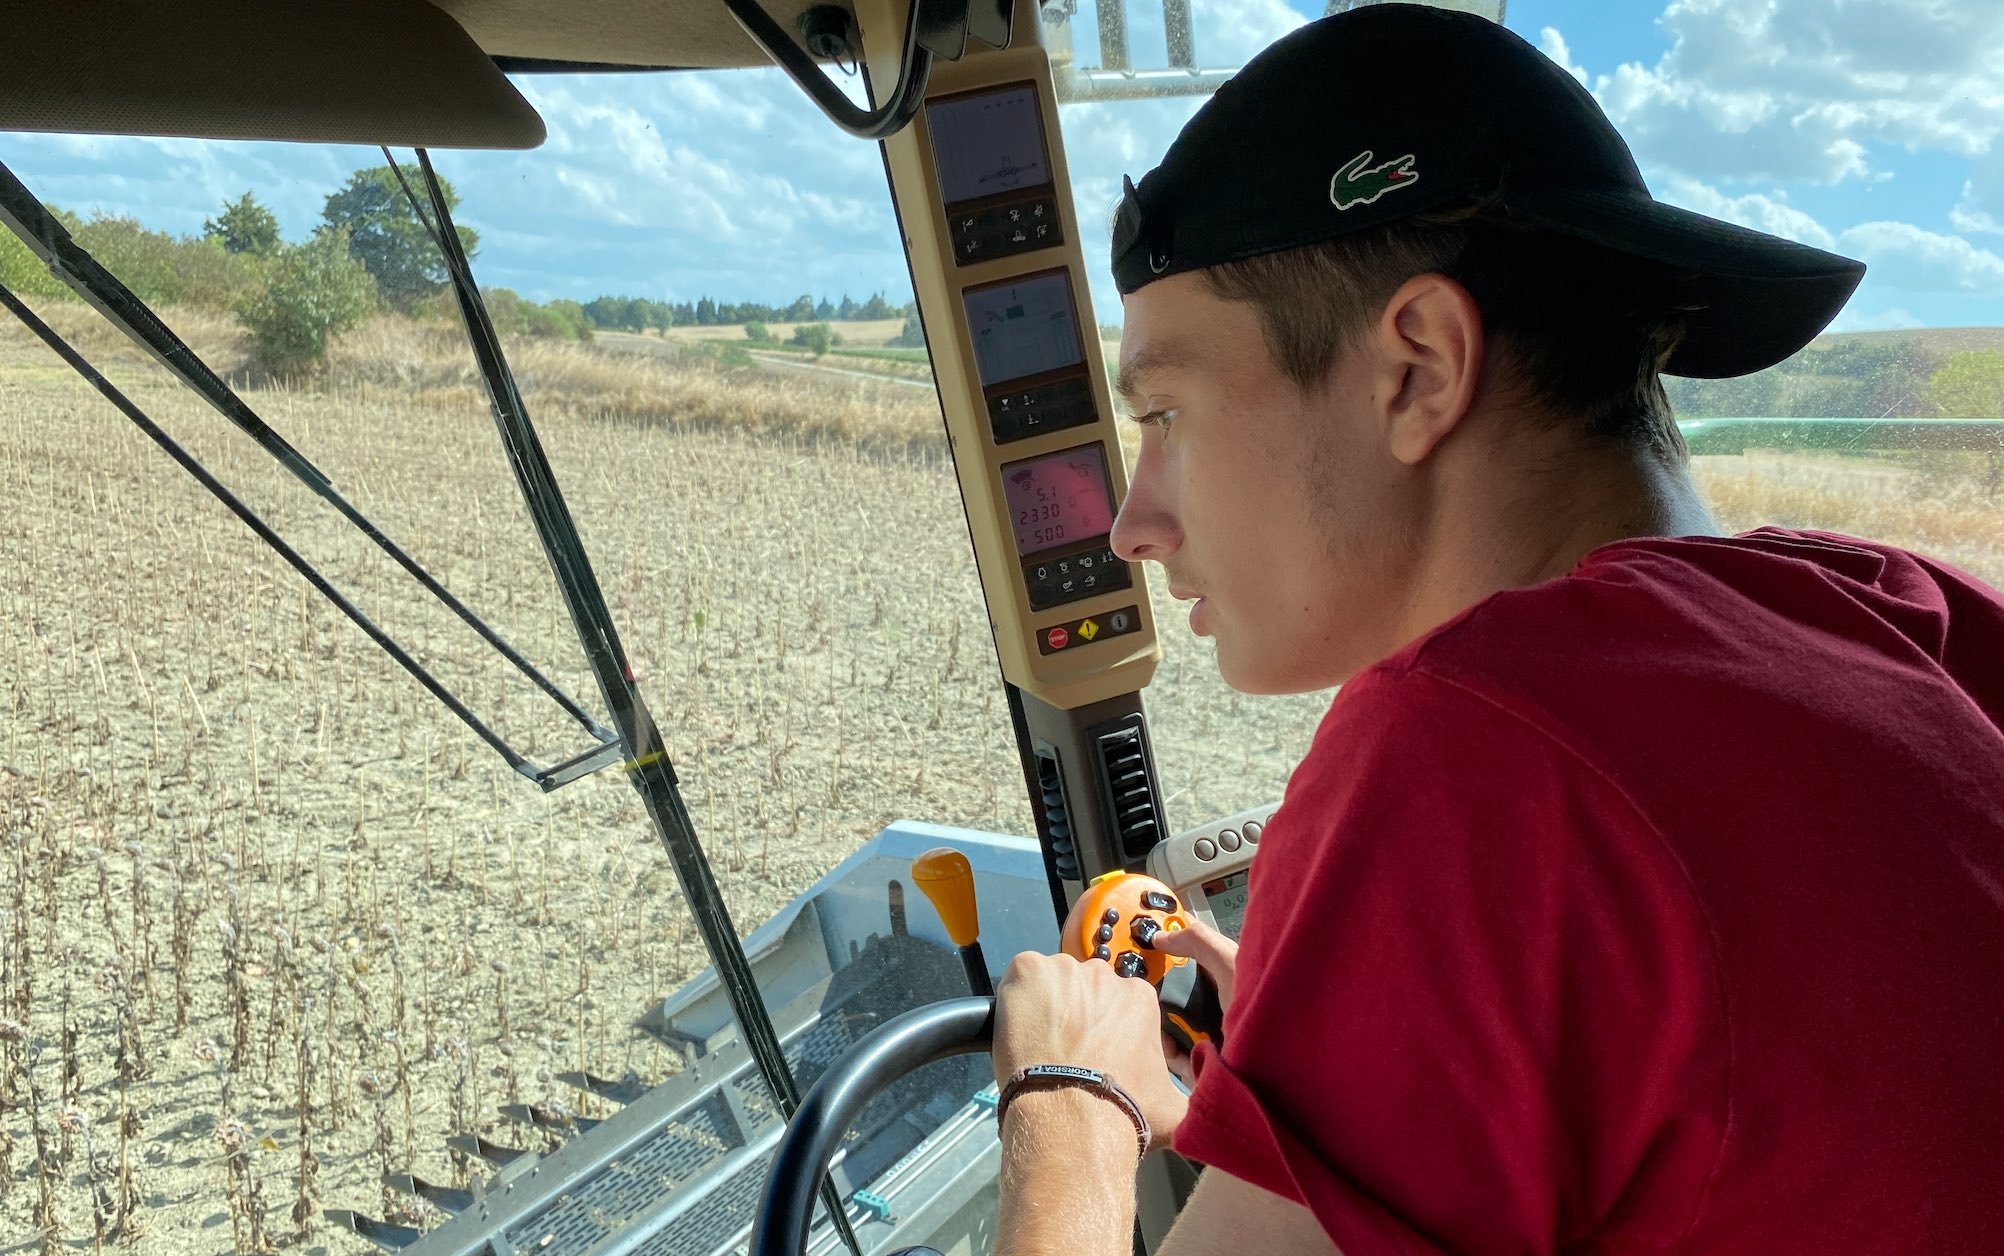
[995,1064,1151,1160]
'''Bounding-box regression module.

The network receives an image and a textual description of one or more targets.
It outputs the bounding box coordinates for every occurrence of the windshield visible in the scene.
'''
[2,1,1999,1252]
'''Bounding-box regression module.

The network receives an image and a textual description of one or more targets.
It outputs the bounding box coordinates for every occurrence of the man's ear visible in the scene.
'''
[1369,273,1484,466]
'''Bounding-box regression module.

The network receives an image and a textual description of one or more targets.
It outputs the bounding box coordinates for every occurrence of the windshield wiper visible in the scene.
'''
[391,147,865,1256]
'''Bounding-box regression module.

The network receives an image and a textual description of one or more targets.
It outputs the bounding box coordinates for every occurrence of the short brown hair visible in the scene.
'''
[1198,201,1694,459]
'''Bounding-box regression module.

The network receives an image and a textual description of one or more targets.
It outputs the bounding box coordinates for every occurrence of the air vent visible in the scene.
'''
[1091,716,1164,863]
[1035,748,1080,881]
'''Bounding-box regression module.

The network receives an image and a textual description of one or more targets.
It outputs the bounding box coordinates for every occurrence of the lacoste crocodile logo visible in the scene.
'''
[1329,150,1419,211]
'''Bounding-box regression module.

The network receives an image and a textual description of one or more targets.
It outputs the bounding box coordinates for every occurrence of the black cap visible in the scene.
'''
[1110,3,1866,379]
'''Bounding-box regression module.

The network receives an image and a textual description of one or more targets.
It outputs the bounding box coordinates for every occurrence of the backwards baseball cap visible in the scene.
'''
[1110,3,1866,379]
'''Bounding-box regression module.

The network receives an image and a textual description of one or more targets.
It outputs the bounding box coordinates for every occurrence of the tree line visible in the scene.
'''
[576,291,910,334]
[0,166,921,376]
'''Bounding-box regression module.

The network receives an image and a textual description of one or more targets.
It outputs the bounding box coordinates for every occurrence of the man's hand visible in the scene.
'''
[1145,915,1238,1085]
[993,950,1189,1153]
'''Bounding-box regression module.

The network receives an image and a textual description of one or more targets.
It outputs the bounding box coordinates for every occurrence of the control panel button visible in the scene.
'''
[1218,828,1242,853]
[1243,821,1261,844]
[1034,603,1145,653]
[951,193,1066,268]
[1193,837,1217,861]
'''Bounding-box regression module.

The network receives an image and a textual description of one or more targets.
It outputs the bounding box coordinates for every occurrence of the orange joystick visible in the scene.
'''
[1065,871,1222,1051]
[913,848,992,998]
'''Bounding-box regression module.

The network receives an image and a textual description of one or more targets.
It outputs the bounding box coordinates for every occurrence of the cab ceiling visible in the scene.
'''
[432,0,820,68]
[0,0,844,149]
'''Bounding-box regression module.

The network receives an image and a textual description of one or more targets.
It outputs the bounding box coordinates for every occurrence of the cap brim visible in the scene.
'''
[1508,186,1866,379]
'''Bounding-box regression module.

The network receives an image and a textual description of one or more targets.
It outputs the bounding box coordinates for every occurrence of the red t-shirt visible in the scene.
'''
[1173,529,2004,1254]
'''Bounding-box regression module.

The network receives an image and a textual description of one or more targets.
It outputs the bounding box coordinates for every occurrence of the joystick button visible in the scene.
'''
[1102,907,1121,925]
[1141,889,1178,913]
[1093,945,1111,962]
[1130,917,1162,948]
[1095,923,1115,944]
[1114,952,1148,980]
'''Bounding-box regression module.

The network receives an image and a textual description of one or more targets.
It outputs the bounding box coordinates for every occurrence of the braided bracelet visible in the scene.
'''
[995,1064,1151,1160]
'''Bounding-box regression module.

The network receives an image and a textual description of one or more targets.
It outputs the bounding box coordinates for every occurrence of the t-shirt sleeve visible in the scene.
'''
[1173,666,1730,1256]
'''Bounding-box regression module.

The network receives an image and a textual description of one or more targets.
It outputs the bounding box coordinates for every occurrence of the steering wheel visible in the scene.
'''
[749,996,996,1256]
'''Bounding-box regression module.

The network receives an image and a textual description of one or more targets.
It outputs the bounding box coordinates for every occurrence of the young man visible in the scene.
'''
[990,5,2004,1254]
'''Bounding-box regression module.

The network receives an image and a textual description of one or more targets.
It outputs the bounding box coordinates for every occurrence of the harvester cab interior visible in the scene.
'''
[3,0,1999,1254]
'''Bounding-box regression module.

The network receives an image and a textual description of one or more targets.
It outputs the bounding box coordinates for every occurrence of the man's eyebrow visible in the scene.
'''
[1113,340,1197,400]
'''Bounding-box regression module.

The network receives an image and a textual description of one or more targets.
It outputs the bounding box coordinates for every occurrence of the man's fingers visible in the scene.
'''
[1146,917,1234,968]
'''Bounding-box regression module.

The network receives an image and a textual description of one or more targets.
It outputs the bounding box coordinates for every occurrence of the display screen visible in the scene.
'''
[1002,445,1115,557]
[1201,869,1250,941]
[927,85,1052,207]
[964,272,1083,388]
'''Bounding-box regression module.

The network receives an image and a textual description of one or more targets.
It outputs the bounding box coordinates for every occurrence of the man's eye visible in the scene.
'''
[1129,408,1178,429]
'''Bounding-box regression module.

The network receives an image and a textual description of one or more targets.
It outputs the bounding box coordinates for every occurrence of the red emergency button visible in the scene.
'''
[1046,626,1069,650]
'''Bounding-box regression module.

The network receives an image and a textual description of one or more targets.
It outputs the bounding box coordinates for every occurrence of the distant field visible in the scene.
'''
[1810,326,2004,354]
[660,318,906,346]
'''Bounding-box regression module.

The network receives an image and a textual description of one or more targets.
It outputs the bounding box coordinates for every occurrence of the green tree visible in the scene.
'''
[743,320,770,342]
[204,191,282,256]
[236,228,376,377]
[0,214,71,301]
[895,311,927,349]
[1926,351,2004,419]
[785,293,814,322]
[791,321,833,356]
[860,292,893,320]
[321,166,476,310]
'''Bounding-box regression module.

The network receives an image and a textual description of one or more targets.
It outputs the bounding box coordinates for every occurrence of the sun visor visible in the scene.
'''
[0,0,545,149]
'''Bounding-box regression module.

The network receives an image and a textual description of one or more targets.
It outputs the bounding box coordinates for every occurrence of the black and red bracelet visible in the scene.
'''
[995,1064,1151,1159]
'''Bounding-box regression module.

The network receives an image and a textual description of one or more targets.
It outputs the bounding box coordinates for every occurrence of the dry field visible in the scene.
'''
[0,303,1999,1254]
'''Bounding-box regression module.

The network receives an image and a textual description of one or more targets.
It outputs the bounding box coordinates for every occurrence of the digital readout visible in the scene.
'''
[1201,869,1250,942]
[963,272,1083,388]
[926,85,1052,207]
[1002,445,1115,557]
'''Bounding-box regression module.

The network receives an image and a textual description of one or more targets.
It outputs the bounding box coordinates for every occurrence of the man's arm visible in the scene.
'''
[990,933,1338,1256]
[996,1088,1341,1256]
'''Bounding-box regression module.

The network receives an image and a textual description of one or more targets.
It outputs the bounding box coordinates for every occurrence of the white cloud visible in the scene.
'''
[1657,174,1838,249]
[1953,142,2004,235]
[1837,220,2004,293]
[1826,304,1923,332]
[1537,27,1590,87]
[1556,0,2004,188]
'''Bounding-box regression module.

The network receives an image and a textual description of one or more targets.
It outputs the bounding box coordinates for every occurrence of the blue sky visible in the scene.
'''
[2,0,2000,333]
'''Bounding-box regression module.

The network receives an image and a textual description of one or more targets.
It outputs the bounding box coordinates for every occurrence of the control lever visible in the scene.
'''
[912,848,993,998]
[1064,871,1224,1053]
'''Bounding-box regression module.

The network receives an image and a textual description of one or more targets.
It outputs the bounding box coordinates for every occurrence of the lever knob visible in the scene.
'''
[912,847,980,948]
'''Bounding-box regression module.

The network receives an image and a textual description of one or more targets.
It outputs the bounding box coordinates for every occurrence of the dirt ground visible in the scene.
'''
[0,307,1999,1254]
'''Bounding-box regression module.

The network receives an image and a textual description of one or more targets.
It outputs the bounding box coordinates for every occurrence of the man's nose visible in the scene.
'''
[1110,439,1180,563]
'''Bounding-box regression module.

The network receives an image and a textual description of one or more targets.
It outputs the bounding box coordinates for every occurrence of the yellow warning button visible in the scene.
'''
[1077,619,1100,641]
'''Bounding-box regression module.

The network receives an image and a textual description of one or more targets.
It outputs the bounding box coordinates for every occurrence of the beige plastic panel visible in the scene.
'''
[862,0,1161,713]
